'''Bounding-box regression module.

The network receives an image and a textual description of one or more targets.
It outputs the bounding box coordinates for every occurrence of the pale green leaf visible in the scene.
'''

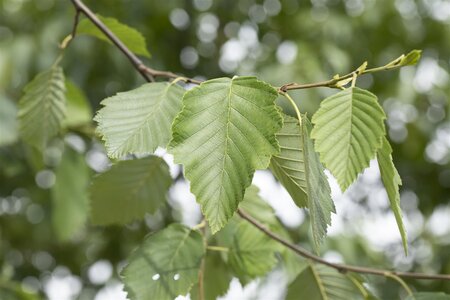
[238,185,279,227]
[377,136,407,254]
[122,224,205,300]
[407,292,450,300]
[271,114,334,250]
[95,82,184,158]
[286,263,365,300]
[18,65,66,150]
[169,76,283,233]
[64,80,92,127]
[311,87,386,191]
[77,15,151,58]
[90,156,172,225]
[51,145,90,241]
[190,251,232,300]
[0,95,18,146]
[218,219,280,284]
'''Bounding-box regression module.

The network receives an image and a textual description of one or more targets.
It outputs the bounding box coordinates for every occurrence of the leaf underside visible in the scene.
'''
[95,82,184,158]
[77,14,151,58]
[89,156,172,225]
[271,114,334,251]
[18,65,66,150]
[377,136,407,254]
[122,224,205,300]
[286,263,364,300]
[169,76,283,233]
[311,87,386,191]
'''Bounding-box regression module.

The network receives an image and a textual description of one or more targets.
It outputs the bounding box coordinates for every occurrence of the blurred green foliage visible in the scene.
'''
[1,0,449,299]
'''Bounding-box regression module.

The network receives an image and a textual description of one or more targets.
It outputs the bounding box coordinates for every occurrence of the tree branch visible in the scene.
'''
[237,208,450,281]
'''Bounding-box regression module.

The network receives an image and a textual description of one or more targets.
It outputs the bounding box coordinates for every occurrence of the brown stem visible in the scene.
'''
[237,208,450,281]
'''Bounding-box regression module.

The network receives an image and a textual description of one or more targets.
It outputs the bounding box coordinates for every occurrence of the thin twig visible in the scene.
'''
[237,208,450,281]
[69,0,204,84]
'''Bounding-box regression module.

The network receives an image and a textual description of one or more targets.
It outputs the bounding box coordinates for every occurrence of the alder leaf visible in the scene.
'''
[238,185,279,227]
[0,95,18,146]
[89,156,172,225]
[77,15,151,58]
[377,136,407,254]
[407,292,450,300]
[122,224,205,300]
[271,114,334,251]
[286,263,365,300]
[95,82,184,158]
[18,65,66,150]
[190,251,233,300]
[51,145,90,241]
[219,220,280,284]
[169,76,283,233]
[311,87,386,191]
[64,80,92,127]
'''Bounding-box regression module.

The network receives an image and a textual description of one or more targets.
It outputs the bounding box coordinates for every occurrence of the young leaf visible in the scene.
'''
[64,80,92,127]
[270,114,334,251]
[95,82,184,158]
[399,50,422,67]
[169,77,283,233]
[51,145,90,241]
[122,224,205,300]
[377,136,407,254]
[18,65,66,150]
[286,263,365,300]
[77,15,151,58]
[89,156,172,225]
[0,95,18,146]
[190,251,233,300]
[311,87,386,191]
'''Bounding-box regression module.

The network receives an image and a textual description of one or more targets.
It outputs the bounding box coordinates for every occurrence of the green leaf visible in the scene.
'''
[77,15,151,58]
[238,185,279,227]
[399,50,422,66]
[311,87,386,191]
[89,156,172,225]
[18,65,66,150]
[64,80,92,127]
[95,82,184,158]
[51,145,90,241]
[377,136,407,254]
[407,292,450,300]
[190,251,233,300]
[218,220,280,284]
[0,95,18,146]
[169,76,283,233]
[286,263,365,300]
[122,224,205,300]
[271,114,334,251]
